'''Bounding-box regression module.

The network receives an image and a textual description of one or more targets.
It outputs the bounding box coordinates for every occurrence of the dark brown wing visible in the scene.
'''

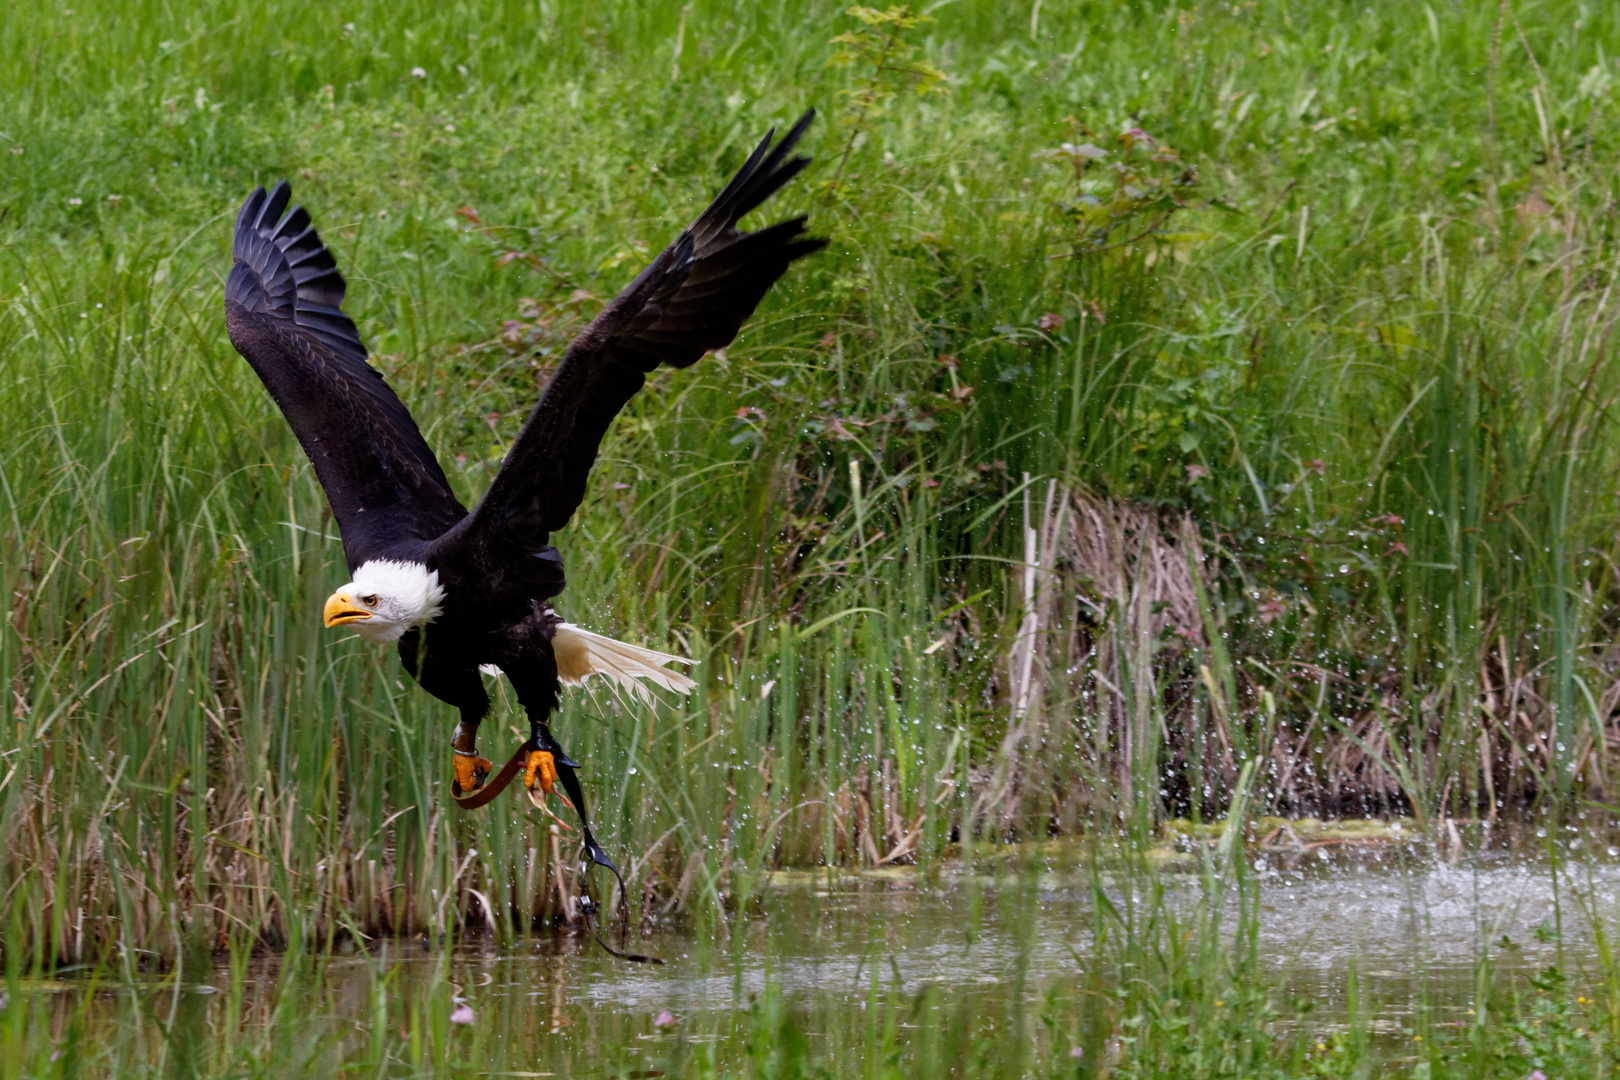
[225,181,467,570]
[433,110,826,577]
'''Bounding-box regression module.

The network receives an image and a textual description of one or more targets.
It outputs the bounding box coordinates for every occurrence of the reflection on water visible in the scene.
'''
[11,841,1620,1074]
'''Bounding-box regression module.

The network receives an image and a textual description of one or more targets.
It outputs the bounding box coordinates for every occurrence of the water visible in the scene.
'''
[11,841,1620,1075]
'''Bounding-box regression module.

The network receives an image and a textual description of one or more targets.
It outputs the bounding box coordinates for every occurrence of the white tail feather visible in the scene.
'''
[552,624,696,704]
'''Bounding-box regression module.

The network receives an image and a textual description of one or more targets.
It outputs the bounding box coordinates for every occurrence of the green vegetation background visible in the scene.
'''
[5,0,1620,971]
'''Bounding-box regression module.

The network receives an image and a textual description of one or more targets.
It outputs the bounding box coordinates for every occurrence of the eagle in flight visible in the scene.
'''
[225,112,823,872]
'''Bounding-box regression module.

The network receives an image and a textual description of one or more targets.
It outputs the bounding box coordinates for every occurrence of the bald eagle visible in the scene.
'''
[225,112,824,870]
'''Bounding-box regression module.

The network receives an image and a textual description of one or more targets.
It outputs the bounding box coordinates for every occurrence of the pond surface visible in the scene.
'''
[12,840,1620,1075]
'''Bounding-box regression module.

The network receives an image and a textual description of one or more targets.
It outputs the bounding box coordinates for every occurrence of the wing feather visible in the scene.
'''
[225,181,467,569]
[433,111,827,573]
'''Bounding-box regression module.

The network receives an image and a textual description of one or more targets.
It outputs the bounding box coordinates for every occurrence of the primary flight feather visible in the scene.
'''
[225,111,825,859]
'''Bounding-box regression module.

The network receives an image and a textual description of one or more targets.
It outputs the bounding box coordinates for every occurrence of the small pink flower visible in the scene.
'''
[450,1004,475,1025]
[1528,1071,1547,1080]
[654,1010,676,1027]
[1037,312,1063,332]
[1186,463,1209,483]
[1069,1046,1084,1059]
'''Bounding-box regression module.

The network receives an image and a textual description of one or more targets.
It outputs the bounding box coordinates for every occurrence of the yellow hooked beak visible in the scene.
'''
[322,592,374,628]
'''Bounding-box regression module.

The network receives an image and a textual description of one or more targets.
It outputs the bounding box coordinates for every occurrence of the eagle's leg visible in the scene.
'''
[521,720,564,796]
[398,633,494,796]
[506,665,564,802]
[451,717,494,797]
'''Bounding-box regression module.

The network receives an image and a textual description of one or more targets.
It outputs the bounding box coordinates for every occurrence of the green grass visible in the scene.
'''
[5,0,1620,970]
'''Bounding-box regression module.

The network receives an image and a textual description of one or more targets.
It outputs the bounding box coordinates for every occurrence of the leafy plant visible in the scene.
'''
[823,5,947,201]
[1035,122,1202,257]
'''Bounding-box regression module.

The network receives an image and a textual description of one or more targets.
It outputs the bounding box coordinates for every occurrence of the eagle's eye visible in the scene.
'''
[361,594,378,606]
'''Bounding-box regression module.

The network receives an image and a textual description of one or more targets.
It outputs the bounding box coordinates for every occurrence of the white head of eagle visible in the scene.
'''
[322,560,446,644]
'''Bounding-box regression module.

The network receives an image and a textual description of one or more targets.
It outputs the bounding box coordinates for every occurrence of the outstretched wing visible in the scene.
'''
[435,109,826,576]
[225,181,468,570]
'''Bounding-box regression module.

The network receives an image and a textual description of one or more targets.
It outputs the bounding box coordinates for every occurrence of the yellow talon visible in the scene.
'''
[452,751,492,795]
[523,750,557,795]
